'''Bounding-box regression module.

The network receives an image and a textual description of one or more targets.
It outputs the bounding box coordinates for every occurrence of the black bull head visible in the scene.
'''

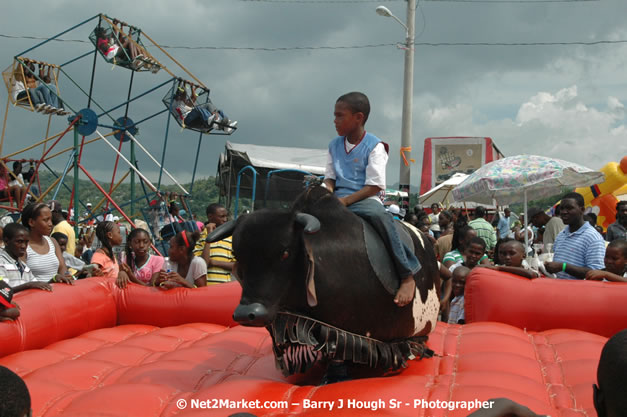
[206,186,440,373]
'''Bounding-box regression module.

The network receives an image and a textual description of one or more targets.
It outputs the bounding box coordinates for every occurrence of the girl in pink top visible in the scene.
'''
[91,221,123,280]
[117,228,164,287]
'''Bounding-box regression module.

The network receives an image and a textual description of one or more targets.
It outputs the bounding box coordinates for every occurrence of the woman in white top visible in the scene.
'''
[22,202,73,284]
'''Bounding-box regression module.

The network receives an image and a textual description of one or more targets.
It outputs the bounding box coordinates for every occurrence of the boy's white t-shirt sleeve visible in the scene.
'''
[365,142,387,190]
[324,150,336,181]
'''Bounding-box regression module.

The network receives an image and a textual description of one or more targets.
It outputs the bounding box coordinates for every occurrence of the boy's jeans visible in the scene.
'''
[348,198,421,278]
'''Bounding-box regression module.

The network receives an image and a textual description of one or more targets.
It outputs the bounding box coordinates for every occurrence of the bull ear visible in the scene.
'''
[206,220,236,243]
[295,213,320,234]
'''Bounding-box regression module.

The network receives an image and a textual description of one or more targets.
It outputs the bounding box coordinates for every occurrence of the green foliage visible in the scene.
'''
[509,189,574,214]
[30,171,222,221]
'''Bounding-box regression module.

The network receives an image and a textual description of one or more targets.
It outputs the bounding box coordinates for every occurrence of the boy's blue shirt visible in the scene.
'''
[329,132,382,198]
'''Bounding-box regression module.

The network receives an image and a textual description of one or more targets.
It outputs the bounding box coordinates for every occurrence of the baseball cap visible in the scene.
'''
[0,281,16,309]
[387,204,401,215]
[86,202,92,207]
[47,200,62,212]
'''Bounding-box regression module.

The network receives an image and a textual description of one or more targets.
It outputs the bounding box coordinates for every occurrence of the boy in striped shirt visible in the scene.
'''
[195,203,235,284]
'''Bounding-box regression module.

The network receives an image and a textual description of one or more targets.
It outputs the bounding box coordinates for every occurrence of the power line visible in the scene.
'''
[239,0,598,3]
[2,33,626,51]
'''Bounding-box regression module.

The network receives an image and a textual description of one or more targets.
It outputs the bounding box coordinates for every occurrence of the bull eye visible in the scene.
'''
[281,250,289,261]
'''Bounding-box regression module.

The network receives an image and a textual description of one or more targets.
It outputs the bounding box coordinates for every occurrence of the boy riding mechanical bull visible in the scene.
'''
[207,92,440,383]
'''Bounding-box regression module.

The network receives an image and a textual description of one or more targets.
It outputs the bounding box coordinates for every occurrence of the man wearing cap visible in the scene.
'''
[528,206,565,246]
[49,200,76,256]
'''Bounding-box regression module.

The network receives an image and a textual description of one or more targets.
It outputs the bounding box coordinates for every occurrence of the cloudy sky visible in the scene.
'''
[1,0,626,195]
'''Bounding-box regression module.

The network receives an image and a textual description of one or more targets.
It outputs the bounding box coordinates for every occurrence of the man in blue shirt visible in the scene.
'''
[497,208,513,239]
[545,192,605,279]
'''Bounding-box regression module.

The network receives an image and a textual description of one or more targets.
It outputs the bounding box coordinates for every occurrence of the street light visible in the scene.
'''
[376,1,416,212]
[375,6,408,34]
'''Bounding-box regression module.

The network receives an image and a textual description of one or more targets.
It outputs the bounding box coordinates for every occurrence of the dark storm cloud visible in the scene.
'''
[1,0,626,191]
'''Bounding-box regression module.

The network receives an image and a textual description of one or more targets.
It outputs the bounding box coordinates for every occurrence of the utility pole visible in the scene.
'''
[399,0,416,213]
[377,1,416,213]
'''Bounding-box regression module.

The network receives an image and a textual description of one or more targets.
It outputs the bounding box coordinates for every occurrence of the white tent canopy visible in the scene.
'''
[217,141,328,212]
[418,173,469,206]
[224,141,327,175]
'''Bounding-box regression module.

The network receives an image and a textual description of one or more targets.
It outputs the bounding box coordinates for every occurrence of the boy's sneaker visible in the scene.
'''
[45,106,57,114]
[35,103,45,112]
[204,113,216,128]
[224,121,237,134]
[151,64,160,74]
[132,55,146,70]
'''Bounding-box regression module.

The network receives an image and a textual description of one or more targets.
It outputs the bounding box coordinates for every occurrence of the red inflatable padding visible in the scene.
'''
[0,278,240,358]
[113,280,241,328]
[0,278,117,357]
[0,322,604,417]
[0,274,607,416]
[465,268,627,337]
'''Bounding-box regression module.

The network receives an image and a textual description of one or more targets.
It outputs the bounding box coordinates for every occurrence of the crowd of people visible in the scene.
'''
[401,194,627,325]
[0,196,236,323]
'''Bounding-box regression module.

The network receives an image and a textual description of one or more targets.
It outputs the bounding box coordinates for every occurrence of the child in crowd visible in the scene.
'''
[91,221,123,279]
[0,365,32,417]
[0,162,26,207]
[51,232,100,279]
[7,161,29,203]
[447,266,470,325]
[116,228,164,288]
[0,280,20,321]
[155,231,206,289]
[172,83,237,134]
[38,64,67,115]
[449,236,487,273]
[585,239,627,282]
[77,227,95,264]
[94,24,141,67]
[486,238,541,279]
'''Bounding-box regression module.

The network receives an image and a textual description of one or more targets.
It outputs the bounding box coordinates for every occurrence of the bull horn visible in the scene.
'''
[206,220,236,243]
[295,213,320,234]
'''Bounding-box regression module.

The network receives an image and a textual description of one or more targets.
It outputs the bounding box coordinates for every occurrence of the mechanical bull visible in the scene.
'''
[207,185,440,378]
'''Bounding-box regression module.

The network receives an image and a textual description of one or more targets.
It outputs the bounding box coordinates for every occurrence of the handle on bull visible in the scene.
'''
[206,220,236,243]
[295,213,320,234]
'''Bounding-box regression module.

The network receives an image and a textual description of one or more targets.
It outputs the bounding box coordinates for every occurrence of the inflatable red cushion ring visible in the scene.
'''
[465,267,627,337]
[0,276,608,416]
